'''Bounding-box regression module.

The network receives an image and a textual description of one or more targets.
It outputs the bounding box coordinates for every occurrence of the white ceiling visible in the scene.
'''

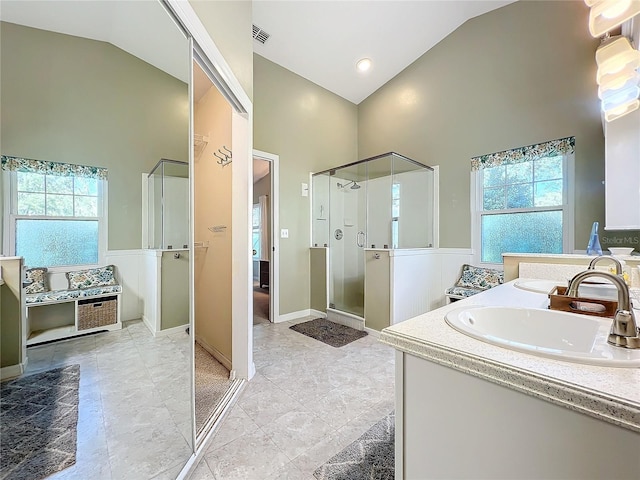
[0,0,189,83]
[253,0,515,104]
[1,0,514,105]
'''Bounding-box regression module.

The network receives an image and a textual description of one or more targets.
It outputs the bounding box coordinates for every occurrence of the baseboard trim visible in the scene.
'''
[0,362,25,380]
[275,309,311,323]
[154,324,189,337]
[195,336,232,371]
[364,327,381,338]
[309,309,327,318]
[326,308,365,331]
[141,314,156,336]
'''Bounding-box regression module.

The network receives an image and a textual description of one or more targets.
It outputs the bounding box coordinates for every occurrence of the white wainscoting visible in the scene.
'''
[140,250,162,333]
[390,248,473,324]
[105,250,144,322]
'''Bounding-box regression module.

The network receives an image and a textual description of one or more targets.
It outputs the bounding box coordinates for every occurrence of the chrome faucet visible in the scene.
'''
[587,255,622,275]
[567,270,640,349]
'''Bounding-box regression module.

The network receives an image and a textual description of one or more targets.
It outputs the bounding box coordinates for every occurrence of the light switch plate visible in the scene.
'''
[281,228,289,238]
[301,183,309,197]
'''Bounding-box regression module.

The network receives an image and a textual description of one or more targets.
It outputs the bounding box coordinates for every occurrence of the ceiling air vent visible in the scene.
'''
[252,24,270,44]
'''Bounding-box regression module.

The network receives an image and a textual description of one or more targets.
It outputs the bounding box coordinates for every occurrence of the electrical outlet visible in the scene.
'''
[281,228,289,238]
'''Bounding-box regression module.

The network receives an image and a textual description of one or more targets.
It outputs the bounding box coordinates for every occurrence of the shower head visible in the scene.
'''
[338,180,361,190]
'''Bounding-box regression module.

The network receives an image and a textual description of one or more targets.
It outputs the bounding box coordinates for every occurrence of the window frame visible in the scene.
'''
[3,169,108,271]
[252,202,261,261]
[471,151,575,268]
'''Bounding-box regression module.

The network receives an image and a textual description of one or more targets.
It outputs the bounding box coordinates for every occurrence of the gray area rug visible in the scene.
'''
[290,318,367,347]
[1,364,80,480]
[314,411,395,480]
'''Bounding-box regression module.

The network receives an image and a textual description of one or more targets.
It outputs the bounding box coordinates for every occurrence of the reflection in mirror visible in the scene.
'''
[192,60,235,440]
[1,0,193,477]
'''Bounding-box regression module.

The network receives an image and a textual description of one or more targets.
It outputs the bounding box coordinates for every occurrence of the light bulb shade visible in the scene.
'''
[588,0,640,37]
[604,98,640,121]
[602,84,640,110]
[596,37,640,84]
[599,73,640,98]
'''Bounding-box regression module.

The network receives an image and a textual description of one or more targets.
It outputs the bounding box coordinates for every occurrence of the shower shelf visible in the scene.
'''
[194,133,209,157]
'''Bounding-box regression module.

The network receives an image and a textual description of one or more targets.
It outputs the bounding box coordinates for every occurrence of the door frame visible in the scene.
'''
[252,149,280,323]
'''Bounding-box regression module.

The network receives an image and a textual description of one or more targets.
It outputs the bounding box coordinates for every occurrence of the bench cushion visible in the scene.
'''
[445,286,484,298]
[66,265,117,290]
[25,267,49,294]
[455,264,504,291]
[26,285,122,304]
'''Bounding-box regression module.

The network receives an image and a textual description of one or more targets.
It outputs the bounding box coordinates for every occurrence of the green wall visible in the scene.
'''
[1,22,189,251]
[161,250,189,330]
[253,54,358,315]
[190,0,253,101]
[0,258,23,369]
[358,0,604,249]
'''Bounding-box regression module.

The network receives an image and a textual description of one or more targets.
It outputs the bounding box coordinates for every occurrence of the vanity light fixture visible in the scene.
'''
[596,36,640,85]
[603,98,640,121]
[595,35,640,121]
[356,58,372,72]
[604,99,640,122]
[585,0,640,37]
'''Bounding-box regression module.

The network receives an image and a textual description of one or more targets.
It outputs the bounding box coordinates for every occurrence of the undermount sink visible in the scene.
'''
[445,306,640,367]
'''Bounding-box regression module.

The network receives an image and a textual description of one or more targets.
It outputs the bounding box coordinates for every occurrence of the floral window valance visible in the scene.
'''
[1,155,107,180]
[470,136,575,171]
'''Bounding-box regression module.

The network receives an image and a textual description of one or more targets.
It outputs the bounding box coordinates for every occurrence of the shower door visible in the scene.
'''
[329,163,367,317]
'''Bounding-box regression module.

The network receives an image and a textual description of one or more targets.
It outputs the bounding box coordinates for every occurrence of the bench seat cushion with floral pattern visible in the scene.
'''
[26,285,122,304]
[25,265,121,305]
[66,265,118,289]
[445,264,504,298]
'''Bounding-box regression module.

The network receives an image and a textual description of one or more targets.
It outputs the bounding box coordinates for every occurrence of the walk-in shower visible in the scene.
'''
[311,152,436,321]
[147,158,189,249]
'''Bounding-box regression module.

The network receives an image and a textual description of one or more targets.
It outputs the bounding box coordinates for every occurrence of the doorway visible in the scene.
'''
[252,150,280,324]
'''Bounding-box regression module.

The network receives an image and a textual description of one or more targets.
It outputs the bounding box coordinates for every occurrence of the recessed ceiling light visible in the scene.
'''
[356,58,372,72]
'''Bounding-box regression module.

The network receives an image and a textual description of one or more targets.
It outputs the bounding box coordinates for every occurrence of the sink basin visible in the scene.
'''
[445,306,640,367]
[514,278,618,300]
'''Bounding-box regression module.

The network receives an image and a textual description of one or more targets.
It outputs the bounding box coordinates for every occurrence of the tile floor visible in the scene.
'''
[190,316,395,480]
[24,320,193,480]
[21,315,394,480]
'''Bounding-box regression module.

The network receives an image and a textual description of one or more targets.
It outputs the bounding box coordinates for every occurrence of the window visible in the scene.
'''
[252,203,261,260]
[2,156,106,268]
[472,138,574,265]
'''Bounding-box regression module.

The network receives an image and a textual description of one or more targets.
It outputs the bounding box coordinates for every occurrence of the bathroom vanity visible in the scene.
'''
[380,281,640,479]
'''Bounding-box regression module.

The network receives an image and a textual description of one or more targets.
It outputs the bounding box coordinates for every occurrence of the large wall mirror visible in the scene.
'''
[1,1,197,476]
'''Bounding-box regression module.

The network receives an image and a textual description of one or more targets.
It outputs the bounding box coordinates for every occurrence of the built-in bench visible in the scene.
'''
[25,265,122,345]
[445,264,504,303]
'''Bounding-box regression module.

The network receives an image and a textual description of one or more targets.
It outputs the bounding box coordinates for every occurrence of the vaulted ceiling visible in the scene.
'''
[252,1,516,104]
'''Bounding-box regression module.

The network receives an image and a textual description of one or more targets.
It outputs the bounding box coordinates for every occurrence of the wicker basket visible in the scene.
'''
[77,296,117,330]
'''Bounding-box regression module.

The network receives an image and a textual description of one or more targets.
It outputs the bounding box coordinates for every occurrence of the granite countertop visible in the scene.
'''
[379,281,640,433]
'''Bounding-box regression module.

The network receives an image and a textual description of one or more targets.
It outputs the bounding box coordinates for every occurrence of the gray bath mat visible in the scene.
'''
[314,411,395,480]
[290,318,367,347]
[1,364,80,480]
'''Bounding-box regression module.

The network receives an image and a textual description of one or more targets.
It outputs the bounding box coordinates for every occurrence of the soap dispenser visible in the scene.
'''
[586,221,603,256]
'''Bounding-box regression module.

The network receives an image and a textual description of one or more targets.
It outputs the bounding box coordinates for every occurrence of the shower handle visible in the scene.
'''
[356,231,365,248]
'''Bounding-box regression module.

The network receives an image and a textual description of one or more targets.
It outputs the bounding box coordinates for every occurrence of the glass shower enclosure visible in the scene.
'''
[312,152,435,318]
[148,158,189,249]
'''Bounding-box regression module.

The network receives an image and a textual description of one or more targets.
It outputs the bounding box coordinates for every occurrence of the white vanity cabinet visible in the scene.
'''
[398,353,638,479]
[381,282,640,479]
